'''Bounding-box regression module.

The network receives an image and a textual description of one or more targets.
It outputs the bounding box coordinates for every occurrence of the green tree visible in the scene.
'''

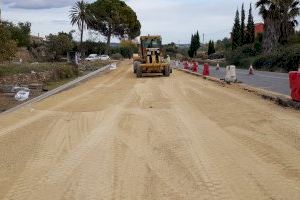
[0,24,17,62]
[70,0,92,49]
[188,31,200,58]
[46,32,75,60]
[81,40,107,55]
[194,31,201,52]
[240,4,246,45]
[208,40,216,55]
[246,3,255,44]
[216,37,232,51]
[256,0,299,54]
[188,34,195,57]
[88,0,141,53]
[257,0,282,54]
[119,39,138,58]
[2,21,31,47]
[278,0,300,44]
[232,9,241,49]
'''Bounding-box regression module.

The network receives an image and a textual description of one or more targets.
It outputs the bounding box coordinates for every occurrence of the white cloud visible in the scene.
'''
[1,0,298,43]
[3,0,75,9]
[127,0,262,43]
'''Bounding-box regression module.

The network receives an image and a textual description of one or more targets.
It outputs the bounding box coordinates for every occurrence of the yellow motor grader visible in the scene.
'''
[133,35,171,78]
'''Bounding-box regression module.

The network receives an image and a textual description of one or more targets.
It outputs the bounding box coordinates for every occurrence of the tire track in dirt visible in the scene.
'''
[1,61,300,199]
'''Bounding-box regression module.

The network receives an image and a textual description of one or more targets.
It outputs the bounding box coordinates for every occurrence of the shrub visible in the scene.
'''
[226,43,262,68]
[56,64,75,79]
[208,52,224,60]
[110,53,123,60]
[0,62,75,79]
[253,44,300,72]
[120,47,133,59]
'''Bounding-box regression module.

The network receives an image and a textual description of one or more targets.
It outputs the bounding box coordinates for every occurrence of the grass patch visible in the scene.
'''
[0,62,69,76]
[46,77,77,91]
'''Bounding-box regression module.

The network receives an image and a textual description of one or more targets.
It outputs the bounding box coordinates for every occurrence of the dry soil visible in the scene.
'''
[0,60,300,200]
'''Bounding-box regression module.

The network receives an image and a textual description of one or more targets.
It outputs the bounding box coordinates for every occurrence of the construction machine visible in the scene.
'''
[133,35,171,78]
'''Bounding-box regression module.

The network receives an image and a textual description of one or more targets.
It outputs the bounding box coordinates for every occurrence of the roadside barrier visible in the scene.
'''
[249,65,254,75]
[183,61,189,70]
[203,63,210,76]
[192,62,198,72]
[225,65,237,83]
[289,71,300,101]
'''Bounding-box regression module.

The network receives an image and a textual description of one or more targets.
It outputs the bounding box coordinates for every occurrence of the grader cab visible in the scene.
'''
[133,36,171,78]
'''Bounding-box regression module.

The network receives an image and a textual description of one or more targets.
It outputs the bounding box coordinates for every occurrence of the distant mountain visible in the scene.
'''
[110,43,120,47]
[176,44,190,48]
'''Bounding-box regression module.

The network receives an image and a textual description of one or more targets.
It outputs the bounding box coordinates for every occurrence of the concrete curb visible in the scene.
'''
[176,68,300,110]
[1,62,117,115]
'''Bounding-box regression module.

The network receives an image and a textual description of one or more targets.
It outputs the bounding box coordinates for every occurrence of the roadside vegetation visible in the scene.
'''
[0,0,141,65]
[176,1,300,72]
[224,1,300,72]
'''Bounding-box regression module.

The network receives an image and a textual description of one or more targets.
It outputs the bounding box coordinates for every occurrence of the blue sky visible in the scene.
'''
[1,0,296,44]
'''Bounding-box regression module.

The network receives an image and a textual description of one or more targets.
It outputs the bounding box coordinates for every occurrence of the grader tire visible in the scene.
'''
[136,63,143,78]
[133,62,138,74]
[164,66,170,77]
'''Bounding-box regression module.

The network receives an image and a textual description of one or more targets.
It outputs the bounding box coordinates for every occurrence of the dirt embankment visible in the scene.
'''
[0,60,300,200]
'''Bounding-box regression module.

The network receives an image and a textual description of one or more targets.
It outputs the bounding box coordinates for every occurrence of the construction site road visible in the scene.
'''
[1,60,300,200]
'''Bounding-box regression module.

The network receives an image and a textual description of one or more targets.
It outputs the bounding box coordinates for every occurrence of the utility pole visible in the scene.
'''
[0,0,3,25]
[202,34,205,44]
[0,10,1,25]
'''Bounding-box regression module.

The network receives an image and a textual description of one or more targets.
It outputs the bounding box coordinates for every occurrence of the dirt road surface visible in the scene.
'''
[1,60,300,200]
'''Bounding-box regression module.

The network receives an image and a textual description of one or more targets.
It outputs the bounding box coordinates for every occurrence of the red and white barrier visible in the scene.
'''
[203,63,210,76]
[249,65,254,75]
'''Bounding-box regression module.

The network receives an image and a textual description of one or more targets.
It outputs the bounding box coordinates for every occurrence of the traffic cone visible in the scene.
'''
[249,65,254,75]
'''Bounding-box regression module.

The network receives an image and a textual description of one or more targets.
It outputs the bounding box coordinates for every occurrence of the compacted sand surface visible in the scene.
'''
[0,60,300,200]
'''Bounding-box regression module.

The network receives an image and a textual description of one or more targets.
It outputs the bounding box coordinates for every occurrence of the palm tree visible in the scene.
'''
[256,0,282,54]
[279,0,300,44]
[256,0,300,53]
[69,0,91,48]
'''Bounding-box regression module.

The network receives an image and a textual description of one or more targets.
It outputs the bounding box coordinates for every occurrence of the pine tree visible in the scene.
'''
[240,4,246,45]
[232,9,241,50]
[246,3,255,44]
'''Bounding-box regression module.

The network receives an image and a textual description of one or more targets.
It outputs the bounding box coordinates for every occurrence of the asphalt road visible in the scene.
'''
[175,63,291,96]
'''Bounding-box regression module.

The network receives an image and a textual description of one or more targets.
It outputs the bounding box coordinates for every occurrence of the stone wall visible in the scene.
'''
[0,71,54,85]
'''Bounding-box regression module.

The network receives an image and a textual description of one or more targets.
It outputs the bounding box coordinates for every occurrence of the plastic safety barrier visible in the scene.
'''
[289,71,300,101]
[203,63,210,76]
[225,65,237,83]
[192,62,198,72]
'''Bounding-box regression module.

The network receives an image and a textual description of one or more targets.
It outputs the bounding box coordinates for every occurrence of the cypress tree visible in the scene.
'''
[195,31,201,52]
[208,40,215,55]
[232,9,241,50]
[240,4,246,45]
[246,3,255,44]
[188,34,195,58]
[188,32,201,58]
